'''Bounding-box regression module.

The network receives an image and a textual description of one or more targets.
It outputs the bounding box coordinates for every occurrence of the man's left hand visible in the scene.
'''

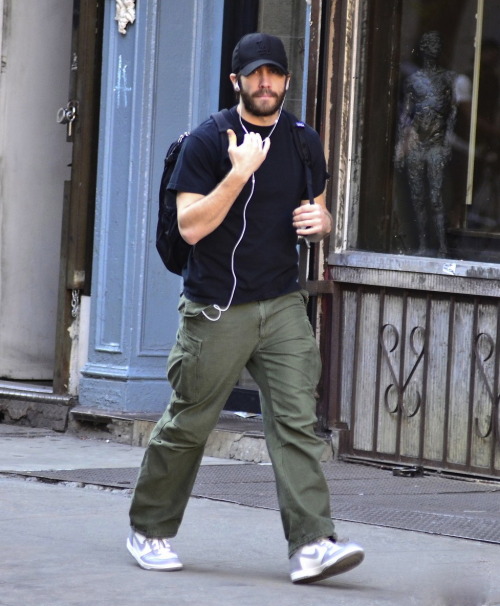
[293,203,332,242]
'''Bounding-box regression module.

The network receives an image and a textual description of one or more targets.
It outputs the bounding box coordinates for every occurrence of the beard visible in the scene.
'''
[239,87,287,117]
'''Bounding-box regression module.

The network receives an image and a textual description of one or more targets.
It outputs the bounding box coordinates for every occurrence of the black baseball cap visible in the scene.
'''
[232,33,289,77]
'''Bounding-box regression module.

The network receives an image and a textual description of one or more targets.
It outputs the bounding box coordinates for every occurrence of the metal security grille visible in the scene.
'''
[6,460,500,544]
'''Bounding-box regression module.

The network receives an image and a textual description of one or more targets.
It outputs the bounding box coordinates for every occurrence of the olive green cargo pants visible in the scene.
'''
[129,290,336,556]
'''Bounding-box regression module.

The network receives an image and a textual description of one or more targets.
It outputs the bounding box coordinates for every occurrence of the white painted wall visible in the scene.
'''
[0,0,73,379]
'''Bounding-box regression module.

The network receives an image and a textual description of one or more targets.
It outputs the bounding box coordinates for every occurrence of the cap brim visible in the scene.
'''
[239,59,288,77]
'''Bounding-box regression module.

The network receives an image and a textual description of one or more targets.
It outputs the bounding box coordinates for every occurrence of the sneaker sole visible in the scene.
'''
[291,547,364,584]
[126,540,183,571]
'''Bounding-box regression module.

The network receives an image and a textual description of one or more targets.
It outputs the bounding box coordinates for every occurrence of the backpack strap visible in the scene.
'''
[210,109,235,180]
[285,112,316,288]
[286,112,315,205]
[211,108,234,133]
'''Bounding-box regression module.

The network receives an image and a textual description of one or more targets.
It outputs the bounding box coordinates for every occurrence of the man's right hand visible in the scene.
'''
[227,128,271,180]
[177,129,270,245]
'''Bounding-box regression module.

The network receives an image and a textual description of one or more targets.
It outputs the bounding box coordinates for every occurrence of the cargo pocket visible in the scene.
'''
[167,328,202,403]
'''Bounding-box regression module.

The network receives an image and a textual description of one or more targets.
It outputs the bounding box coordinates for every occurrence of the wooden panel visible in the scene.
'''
[376,291,402,456]
[446,300,474,466]
[330,253,500,298]
[351,290,380,451]
[399,294,427,459]
[334,280,500,478]
[470,300,499,472]
[339,289,358,425]
[422,298,449,462]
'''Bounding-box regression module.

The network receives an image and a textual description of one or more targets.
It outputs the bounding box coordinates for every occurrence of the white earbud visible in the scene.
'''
[234,83,240,92]
[285,80,290,91]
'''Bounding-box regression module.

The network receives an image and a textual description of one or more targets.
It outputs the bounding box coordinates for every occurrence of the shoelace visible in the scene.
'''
[147,537,172,553]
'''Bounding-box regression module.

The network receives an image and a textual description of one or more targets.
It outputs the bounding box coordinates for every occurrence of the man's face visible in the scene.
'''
[239,65,288,117]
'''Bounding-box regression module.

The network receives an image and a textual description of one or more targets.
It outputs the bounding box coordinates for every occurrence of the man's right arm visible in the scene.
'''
[177,129,270,245]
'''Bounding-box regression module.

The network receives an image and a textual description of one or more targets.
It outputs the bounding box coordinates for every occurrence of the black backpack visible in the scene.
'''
[156,109,233,275]
[156,109,315,275]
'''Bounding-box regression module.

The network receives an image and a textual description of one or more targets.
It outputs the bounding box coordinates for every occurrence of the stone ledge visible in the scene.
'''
[0,388,75,432]
[0,394,72,431]
[205,428,270,463]
[68,407,334,463]
[68,406,151,445]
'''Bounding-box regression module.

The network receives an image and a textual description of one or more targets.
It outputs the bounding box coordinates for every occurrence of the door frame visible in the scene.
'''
[53,0,104,394]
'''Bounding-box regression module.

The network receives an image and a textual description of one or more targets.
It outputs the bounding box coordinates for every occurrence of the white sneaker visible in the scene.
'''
[289,538,364,584]
[127,529,183,571]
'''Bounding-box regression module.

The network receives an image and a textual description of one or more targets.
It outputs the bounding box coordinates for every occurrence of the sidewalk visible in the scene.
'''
[1,424,499,606]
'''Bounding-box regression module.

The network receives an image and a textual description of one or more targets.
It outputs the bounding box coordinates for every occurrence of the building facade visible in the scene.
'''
[0,0,498,478]
[319,0,500,479]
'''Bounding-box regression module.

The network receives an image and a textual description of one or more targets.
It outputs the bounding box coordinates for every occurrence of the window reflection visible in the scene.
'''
[356,0,500,262]
[462,39,500,231]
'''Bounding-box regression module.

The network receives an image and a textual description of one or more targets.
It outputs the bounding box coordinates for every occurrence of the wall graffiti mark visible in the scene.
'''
[114,54,132,109]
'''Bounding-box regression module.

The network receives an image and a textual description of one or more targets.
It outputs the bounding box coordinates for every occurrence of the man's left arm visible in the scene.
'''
[292,192,333,243]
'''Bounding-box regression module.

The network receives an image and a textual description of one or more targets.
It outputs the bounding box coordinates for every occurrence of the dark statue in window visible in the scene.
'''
[395,31,457,257]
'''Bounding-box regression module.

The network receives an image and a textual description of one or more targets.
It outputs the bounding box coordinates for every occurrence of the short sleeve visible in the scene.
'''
[168,123,223,196]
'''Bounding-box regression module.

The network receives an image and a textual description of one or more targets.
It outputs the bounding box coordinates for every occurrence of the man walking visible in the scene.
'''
[127,32,364,584]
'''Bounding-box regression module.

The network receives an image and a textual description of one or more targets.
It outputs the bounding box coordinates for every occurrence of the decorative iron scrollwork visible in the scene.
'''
[473,332,499,441]
[380,323,425,417]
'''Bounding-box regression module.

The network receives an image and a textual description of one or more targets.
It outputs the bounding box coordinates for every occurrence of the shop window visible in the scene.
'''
[354,0,500,263]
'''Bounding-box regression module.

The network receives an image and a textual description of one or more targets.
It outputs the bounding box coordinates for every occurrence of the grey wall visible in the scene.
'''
[0,0,72,380]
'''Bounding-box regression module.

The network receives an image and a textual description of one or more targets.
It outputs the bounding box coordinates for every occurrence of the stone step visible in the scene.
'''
[0,382,75,432]
[68,407,333,463]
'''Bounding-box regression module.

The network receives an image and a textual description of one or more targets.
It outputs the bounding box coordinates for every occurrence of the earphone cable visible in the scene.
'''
[202,104,284,322]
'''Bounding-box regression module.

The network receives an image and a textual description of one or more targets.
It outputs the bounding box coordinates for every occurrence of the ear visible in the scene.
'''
[229,73,239,92]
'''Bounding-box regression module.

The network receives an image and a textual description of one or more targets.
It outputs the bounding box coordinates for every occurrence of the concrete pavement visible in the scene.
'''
[1,424,499,606]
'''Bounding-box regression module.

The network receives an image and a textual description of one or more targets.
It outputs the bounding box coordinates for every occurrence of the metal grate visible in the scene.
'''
[5,460,500,544]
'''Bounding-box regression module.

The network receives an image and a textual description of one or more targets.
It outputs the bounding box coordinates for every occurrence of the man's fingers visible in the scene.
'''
[262,136,271,154]
[226,128,270,178]
[228,128,271,153]
[227,128,237,148]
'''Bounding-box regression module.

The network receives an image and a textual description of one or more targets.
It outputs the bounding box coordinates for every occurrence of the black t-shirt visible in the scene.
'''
[168,106,328,305]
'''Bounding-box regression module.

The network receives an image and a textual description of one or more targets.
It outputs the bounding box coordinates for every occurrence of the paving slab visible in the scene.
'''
[0,424,240,471]
[1,477,499,606]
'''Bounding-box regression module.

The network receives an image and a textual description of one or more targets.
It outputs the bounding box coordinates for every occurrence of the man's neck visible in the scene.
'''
[237,102,280,127]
